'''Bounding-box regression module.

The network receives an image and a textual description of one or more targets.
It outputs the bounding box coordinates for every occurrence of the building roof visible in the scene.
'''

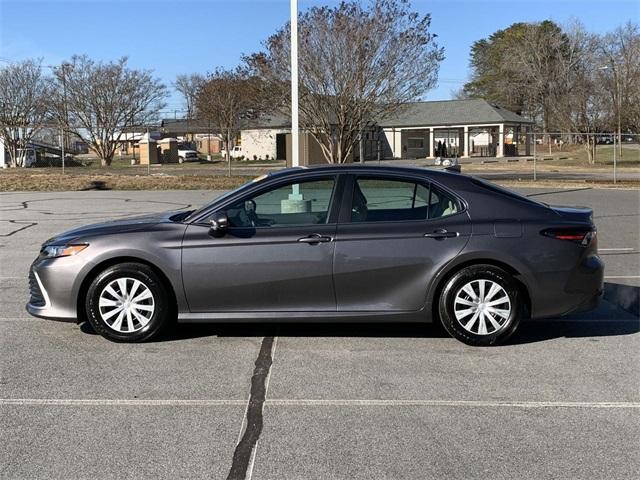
[378,99,534,127]
[160,99,533,133]
[160,113,291,134]
[161,119,214,134]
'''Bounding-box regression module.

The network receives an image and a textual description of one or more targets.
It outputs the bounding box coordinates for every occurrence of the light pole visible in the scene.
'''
[291,0,299,168]
[599,63,622,159]
[46,63,71,174]
[599,64,622,183]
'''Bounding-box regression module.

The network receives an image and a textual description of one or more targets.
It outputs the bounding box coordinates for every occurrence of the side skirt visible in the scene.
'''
[178,310,430,323]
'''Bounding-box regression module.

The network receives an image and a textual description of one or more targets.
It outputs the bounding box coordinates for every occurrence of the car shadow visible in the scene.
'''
[80,282,640,345]
[79,317,639,345]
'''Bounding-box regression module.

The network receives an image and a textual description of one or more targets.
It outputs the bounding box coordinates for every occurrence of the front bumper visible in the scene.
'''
[26,255,88,321]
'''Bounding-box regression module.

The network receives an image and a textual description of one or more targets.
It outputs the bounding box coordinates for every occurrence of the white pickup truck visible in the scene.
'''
[177,149,198,163]
[220,145,243,159]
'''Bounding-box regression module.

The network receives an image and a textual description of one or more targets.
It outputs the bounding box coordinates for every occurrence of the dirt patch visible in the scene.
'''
[0,172,249,192]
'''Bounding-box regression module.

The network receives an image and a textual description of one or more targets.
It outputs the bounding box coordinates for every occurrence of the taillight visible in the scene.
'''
[541,228,596,246]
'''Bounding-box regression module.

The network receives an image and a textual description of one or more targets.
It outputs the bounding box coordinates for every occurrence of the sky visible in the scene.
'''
[1,0,638,117]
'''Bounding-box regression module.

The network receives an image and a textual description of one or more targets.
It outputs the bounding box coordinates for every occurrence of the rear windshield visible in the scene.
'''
[470,178,547,207]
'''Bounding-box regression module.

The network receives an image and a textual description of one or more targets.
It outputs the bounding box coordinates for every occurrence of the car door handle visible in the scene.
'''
[297,234,333,244]
[424,229,459,239]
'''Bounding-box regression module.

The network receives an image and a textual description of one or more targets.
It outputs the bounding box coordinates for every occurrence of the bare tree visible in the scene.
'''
[51,55,167,166]
[0,59,51,167]
[174,73,205,119]
[551,23,607,164]
[247,0,443,163]
[196,67,265,174]
[597,22,640,156]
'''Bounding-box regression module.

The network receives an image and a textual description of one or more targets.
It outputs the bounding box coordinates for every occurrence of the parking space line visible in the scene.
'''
[0,399,247,406]
[264,399,640,408]
[600,248,635,251]
[2,398,637,408]
[604,275,640,279]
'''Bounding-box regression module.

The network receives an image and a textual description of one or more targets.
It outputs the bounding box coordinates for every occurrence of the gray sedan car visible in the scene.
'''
[27,165,603,345]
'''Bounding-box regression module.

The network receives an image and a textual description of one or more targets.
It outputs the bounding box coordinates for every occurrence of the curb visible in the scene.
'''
[604,282,640,317]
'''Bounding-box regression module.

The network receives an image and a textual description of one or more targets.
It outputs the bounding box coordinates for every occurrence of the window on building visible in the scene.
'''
[407,138,424,149]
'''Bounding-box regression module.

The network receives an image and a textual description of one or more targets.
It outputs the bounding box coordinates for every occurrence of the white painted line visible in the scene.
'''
[604,276,640,279]
[0,399,247,406]
[265,399,640,409]
[3,398,637,409]
[600,248,635,252]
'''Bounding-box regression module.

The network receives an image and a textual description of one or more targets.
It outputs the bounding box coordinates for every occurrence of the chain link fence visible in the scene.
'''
[1,126,639,185]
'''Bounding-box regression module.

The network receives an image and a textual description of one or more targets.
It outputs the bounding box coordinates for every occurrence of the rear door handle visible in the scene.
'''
[424,229,459,239]
[298,234,333,244]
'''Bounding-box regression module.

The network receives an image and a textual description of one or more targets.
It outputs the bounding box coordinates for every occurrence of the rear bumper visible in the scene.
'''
[529,254,604,319]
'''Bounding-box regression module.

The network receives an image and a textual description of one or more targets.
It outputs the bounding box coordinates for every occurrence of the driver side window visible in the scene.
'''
[225,178,336,227]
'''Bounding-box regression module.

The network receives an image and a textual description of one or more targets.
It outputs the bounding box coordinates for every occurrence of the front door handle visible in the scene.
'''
[298,234,333,244]
[424,229,459,239]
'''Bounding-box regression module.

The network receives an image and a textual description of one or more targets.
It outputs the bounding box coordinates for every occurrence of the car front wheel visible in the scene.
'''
[438,265,522,346]
[85,262,172,342]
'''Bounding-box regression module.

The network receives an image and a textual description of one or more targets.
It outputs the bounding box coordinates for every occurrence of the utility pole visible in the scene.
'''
[60,63,68,174]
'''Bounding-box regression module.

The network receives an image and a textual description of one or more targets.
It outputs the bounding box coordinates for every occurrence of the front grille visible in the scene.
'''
[28,270,46,307]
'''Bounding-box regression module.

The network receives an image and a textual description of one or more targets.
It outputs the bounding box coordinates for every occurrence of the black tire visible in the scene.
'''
[85,262,172,342]
[438,265,522,346]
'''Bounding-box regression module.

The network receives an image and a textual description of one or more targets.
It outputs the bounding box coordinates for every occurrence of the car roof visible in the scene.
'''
[268,163,462,181]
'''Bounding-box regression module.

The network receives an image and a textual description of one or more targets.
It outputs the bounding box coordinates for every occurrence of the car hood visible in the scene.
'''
[44,210,188,245]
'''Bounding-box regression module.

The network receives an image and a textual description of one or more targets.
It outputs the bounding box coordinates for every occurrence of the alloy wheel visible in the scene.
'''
[453,279,511,336]
[98,277,155,333]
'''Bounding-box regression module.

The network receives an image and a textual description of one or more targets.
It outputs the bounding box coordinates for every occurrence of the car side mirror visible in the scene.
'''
[209,211,228,233]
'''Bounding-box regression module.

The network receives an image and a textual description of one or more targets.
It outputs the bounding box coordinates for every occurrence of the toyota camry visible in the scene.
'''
[27,165,603,345]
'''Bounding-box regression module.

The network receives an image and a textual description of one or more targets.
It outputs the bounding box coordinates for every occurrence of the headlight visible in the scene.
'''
[41,244,88,258]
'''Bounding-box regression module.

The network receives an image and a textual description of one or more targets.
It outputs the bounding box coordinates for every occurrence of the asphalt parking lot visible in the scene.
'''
[1,186,639,479]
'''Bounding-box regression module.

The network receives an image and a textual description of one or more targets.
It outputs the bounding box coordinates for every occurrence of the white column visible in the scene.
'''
[497,124,504,158]
[463,126,469,158]
[394,129,402,159]
[0,138,6,168]
[429,128,435,158]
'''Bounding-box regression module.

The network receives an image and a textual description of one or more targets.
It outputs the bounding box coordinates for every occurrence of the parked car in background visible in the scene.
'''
[177,148,199,163]
[221,145,243,159]
[27,165,603,346]
[597,135,614,145]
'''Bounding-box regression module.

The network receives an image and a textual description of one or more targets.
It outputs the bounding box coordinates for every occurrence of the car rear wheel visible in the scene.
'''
[438,265,521,346]
[85,263,172,342]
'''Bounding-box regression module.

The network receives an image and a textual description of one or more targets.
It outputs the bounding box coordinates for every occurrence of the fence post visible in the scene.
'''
[533,132,537,181]
[60,126,65,175]
[613,134,617,184]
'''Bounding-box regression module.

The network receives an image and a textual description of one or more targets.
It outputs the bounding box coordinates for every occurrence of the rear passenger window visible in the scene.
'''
[351,178,430,222]
[428,185,459,219]
[350,177,459,223]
